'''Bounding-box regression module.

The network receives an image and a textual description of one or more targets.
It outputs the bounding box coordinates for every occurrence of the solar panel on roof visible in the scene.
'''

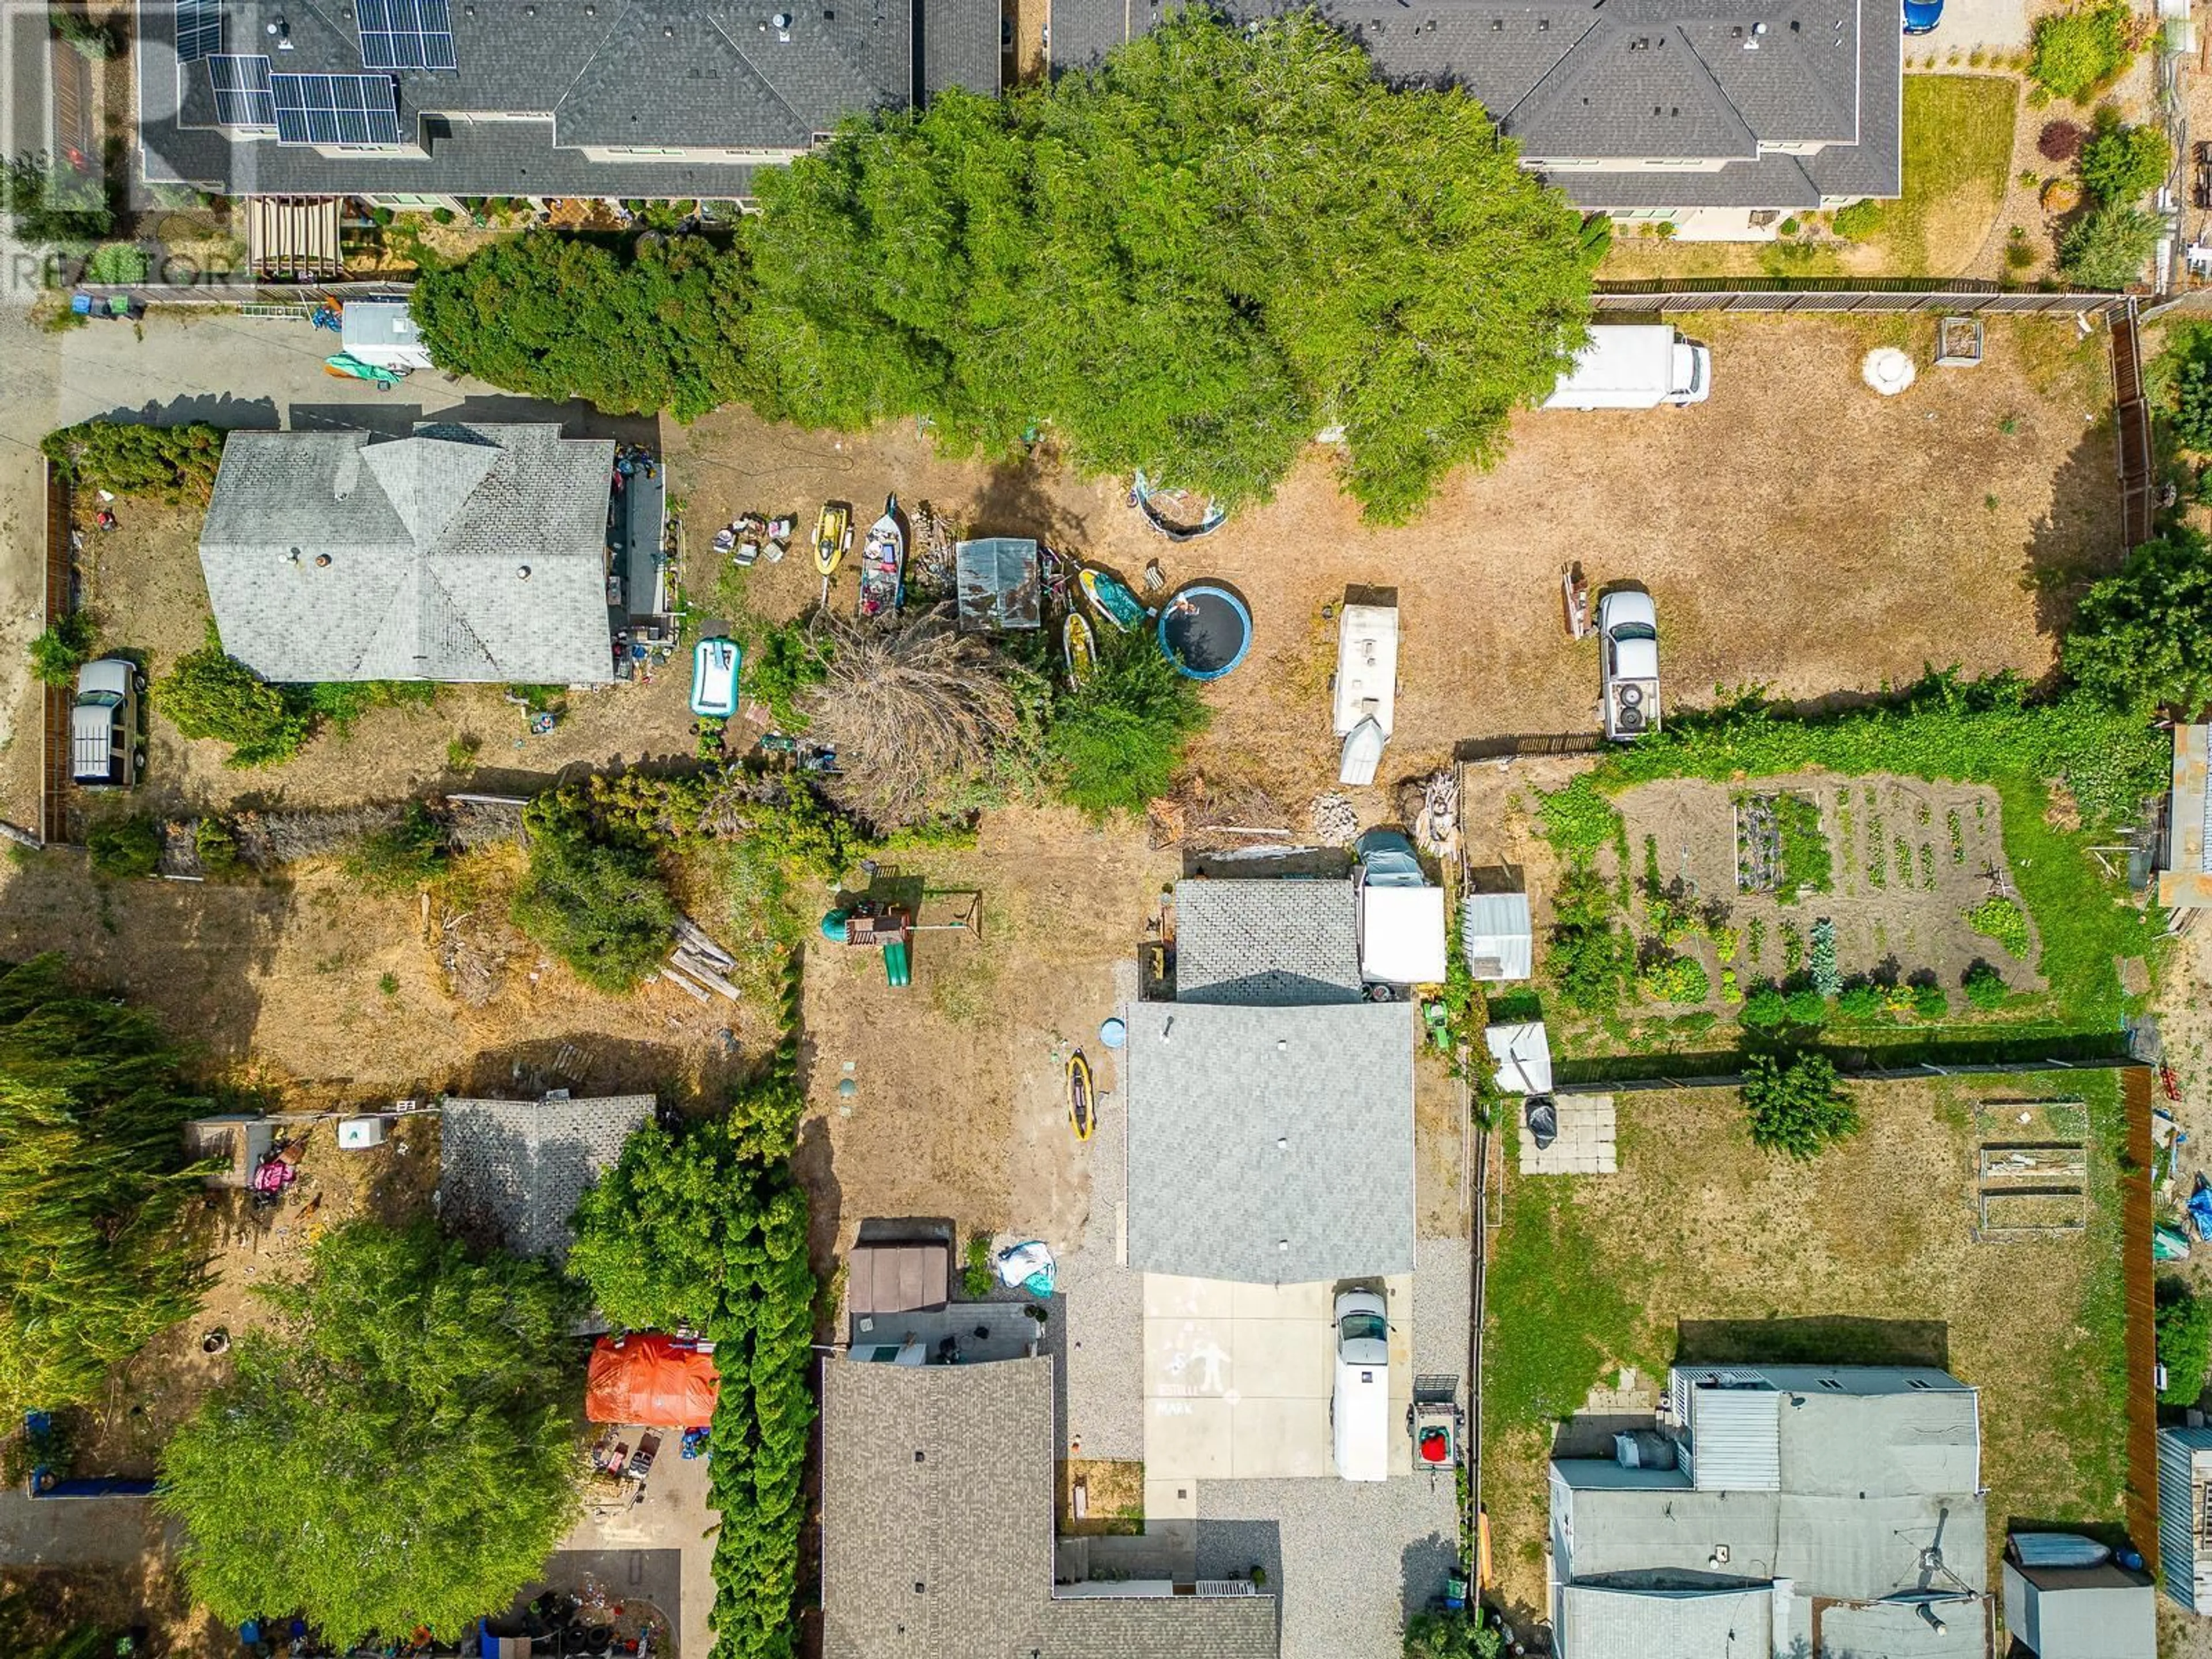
[209,54,275,126]
[271,73,403,146]
[176,0,223,61]
[358,0,457,70]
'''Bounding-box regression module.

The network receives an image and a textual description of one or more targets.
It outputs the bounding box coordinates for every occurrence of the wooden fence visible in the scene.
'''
[2122,1066,2161,1573]
[2112,298,2156,551]
[40,462,71,847]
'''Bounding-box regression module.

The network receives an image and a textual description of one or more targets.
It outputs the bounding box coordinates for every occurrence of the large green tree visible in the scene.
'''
[511,792,679,992]
[159,1221,580,1647]
[416,12,1591,522]
[411,232,752,421]
[0,957,210,1419]
[747,12,1591,521]
[2064,527,2212,715]
[570,1078,813,1659]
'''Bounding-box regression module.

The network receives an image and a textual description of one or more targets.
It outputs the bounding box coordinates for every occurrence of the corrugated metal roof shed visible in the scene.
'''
[1690,1385,1782,1492]
[1461,892,1533,982]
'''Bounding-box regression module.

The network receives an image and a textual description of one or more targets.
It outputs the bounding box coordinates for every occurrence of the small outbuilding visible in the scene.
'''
[954,537,1041,632]
[1486,1020,1553,1096]
[1460,892,1533,982]
[2001,1537,2155,1659]
[2161,725,2212,908]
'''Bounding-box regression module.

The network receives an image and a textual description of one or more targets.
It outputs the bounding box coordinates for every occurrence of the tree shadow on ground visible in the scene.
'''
[2022,421,2130,661]
[95,392,278,430]
[968,456,1096,549]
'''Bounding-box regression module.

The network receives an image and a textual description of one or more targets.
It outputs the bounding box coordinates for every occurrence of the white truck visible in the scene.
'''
[1598,590,1660,741]
[1544,325,1710,411]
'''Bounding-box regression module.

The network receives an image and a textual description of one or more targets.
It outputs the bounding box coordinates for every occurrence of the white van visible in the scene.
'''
[1331,1289,1391,1483]
[1544,325,1711,411]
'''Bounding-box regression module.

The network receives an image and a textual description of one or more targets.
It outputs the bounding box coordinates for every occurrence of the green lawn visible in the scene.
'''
[1480,1067,2130,1619]
[1883,74,2020,274]
[1594,74,2017,281]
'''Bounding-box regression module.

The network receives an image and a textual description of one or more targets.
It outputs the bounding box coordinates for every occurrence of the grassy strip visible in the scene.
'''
[1883,75,2018,274]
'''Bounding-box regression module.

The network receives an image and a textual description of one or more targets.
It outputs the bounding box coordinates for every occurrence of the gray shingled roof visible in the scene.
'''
[822,1357,1279,1659]
[437,1093,654,1259]
[1046,0,1897,209]
[139,0,999,198]
[1174,879,1362,1007]
[199,424,617,685]
[1124,1000,1414,1283]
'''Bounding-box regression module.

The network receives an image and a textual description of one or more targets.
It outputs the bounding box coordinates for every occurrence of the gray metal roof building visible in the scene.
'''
[136,0,1002,201]
[1047,0,1899,213]
[436,1092,654,1259]
[2160,1425,2212,1611]
[2001,1555,2155,1659]
[1122,999,1414,1285]
[1173,879,1363,1007]
[821,1355,1278,1659]
[1552,1366,1987,1659]
[199,423,618,685]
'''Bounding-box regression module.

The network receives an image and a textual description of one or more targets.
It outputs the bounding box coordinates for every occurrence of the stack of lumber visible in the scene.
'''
[660,916,741,1003]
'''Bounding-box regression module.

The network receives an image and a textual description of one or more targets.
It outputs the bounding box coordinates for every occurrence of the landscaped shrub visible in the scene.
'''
[1740,1051,1859,1160]
[343,802,449,894]
[1638,955,1710,1004]
[1740,985,1788,1029]
[2176,354,2212,452]
[1963,961,2011,1009]
[156,624,312,768]
[1966,894,2033,957]
[2029,0,2138,102]
[1783,986,1830,1026]
[2065,528,2212,715]
[1548,869,1632,1013]
[193,817,240,876]
[1912,980,1949,1018]
[511,794,678,993]
[1831,199,1884,240]
[79,241,146,285]
[2058,202,2161,289]
[1808,918,1841,996]
[961,1233,994,1299]
[1404,1608,1502,1659]
[2159,1278,2212,1406]
[28,612,93,688]
[40,419,224,499]
[2041,176,2085,214]
[1835,981,1888,1021]
[2037,118,2088,161]
[1048,629,1210,817]
[2081,119,2172,203]
[86,816,158,880]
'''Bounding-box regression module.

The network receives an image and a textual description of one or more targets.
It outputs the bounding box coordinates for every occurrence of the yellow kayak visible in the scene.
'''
[1063,612,1096,690]
[815,502,851,576]
[1067,1051,1094,1141]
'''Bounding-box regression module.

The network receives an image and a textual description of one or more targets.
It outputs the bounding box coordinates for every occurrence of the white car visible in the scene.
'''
[1598,590,1660,741]
[1331,1289,1391,1483]
[70,657,142,788]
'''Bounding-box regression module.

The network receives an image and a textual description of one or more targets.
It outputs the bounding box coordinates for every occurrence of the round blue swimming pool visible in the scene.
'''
[1157,584,1252,680]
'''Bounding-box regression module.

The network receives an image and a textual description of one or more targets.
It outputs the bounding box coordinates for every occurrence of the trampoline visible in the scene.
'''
[1157,584,1252,680]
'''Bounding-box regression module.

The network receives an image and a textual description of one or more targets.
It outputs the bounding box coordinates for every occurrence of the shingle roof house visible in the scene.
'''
[823,1354,1278,1659]
[1123,998,1415,1284]
[1551,1365,1988,1659]
[436,1092,655,1259]
[136,0,1002,202]
[199,422,616,685]
[1173,878,1363,1007]
[1049,0,1899,215]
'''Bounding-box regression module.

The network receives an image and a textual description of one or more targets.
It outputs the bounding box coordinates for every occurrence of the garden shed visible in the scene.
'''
[954,537,1041,632]
[1486,1020,1552,1096]
[1460,892,1533,981]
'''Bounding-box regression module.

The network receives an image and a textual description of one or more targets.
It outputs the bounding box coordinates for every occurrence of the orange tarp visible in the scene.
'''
[585,1334,720,1429]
